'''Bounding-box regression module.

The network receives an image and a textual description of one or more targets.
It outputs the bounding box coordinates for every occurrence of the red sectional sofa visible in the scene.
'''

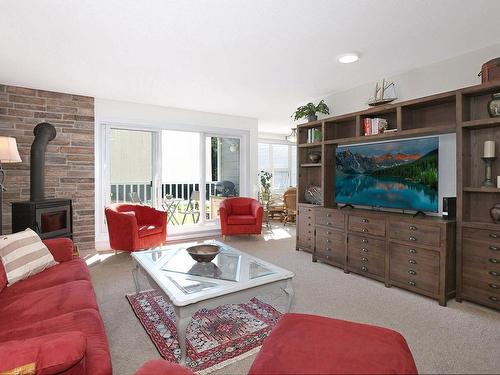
[0,237,112,375]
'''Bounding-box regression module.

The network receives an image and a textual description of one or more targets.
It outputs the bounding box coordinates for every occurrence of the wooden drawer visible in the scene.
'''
[389,263,439,295]
[389,243,439,274]
[347,255,384,277]
[348,215,386,237]
[461,283,500,310]
[462,273,500,297]
[463,227,500,244]
[347,234,385,258]
[389,243,439,295]
[297,223,314,251]
[315,208,344,230]
[389,220,440,247]
[316,239,344,264]
[462,237,500,259]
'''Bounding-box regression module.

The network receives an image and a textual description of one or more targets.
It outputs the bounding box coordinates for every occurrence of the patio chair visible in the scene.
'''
[179,190,201,224]
[129,191,142,204]
[283,187,297,226]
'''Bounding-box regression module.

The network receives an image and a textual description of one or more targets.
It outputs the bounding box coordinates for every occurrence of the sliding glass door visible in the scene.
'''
[103,125,244,235]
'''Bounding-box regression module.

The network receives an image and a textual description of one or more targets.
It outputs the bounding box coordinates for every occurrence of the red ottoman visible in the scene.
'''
[134,359,194,375]
[249,313,418,375]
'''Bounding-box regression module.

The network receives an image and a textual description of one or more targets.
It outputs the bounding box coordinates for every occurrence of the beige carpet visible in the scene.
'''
[89,225,500,375]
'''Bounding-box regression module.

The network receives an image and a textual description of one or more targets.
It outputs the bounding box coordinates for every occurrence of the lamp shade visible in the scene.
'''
[0,136,22,163]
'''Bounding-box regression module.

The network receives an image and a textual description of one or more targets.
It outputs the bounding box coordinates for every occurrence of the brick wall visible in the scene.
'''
[0,84,95,257]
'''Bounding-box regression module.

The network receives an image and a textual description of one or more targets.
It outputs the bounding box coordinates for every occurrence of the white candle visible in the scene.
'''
[484,140,495,158]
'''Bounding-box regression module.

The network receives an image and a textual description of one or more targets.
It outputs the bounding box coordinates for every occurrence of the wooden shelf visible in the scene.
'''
[297,120,323,128]
[298,141,323,148]
[461,117,500,129]
[300,163,322,168]
[463,187,500,193]
[324,125,456,145]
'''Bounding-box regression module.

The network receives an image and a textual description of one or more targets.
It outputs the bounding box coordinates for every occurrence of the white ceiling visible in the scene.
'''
[1,0,500,134]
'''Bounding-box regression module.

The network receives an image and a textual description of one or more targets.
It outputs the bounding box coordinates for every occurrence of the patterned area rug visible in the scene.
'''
[126,290,282,374]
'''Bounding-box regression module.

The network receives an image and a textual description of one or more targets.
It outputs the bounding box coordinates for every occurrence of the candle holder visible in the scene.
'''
[481,156,497,187]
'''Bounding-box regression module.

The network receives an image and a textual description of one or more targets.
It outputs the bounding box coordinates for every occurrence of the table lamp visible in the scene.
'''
[0,136,22,234]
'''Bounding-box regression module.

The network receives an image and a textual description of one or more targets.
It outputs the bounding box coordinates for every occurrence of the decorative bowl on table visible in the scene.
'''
[186,244,221,263]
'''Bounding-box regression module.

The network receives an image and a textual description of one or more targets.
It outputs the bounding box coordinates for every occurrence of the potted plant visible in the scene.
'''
[292,100,330,122]
[258,170,272,201]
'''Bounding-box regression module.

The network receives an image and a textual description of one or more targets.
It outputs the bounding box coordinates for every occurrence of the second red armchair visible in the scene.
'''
[219,197,263,239]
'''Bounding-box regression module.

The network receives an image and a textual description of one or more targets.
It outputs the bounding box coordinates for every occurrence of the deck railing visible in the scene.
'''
[110,181,219,204]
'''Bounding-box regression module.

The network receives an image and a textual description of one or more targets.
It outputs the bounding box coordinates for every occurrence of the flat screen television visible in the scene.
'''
[335,136,439,213]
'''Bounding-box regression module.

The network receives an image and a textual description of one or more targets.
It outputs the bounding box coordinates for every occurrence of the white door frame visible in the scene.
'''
[96,120,249,242]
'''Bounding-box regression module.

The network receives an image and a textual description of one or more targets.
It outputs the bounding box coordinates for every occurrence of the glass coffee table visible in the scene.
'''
[131,240,294,363]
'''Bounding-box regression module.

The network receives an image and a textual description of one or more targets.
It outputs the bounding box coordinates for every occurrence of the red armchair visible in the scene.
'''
[219,197,263,239]
[105,203,167,252]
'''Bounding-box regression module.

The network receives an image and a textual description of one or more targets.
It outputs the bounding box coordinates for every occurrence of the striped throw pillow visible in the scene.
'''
[0,229,57,285]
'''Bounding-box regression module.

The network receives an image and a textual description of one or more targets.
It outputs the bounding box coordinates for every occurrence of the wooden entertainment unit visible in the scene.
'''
[296,81,500,310]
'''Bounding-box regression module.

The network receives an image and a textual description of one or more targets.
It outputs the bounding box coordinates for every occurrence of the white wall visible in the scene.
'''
[94,98,258,241]
[320,43,500,116]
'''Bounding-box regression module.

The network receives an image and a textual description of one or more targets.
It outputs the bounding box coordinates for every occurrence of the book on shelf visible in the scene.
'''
[364,118,389,136]
[307,128,322,143]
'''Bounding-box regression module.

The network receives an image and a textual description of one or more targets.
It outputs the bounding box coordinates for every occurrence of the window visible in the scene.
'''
[258,141,296,193]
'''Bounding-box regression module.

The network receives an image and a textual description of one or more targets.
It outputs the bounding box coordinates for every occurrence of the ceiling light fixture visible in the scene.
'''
[338,53,359,64]
[286,128,297,143]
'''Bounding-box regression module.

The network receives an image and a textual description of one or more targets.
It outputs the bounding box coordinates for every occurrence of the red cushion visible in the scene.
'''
[0,332,86,375]
[43,237,75,262]
[0,280,98,330]
[0,258,90,299]
[231,202,251,215]
[227,215,257,225]
[249,313,418,375]
[138,225,163,238]
[134,359,194,375]
[0,309,112,375]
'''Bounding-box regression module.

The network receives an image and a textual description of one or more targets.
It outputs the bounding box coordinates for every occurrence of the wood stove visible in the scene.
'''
[11,122,74,239]
[12,199,73,239]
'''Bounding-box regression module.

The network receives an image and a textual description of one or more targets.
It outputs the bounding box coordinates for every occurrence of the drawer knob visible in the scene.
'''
[362,218,369,223]
[326,214,331,218]
[361,257,368,262]
[326,248,332,252]
[489,296,499,302]
[326,231,332,235]
[409,248,417,254]
[361,266,368,272]
[408,281,416,287]
[308,223,311,226]
[489,271,499,277]
[409,236,417,242]
[362,248,368,253]
[326,239,331,243]
[408,225,417,231]
[308,216,311,219]
[362,239,368,243]
[408,270,417,275]
[489,233,499,239]
[408,259,417,265]
[489,258,499,264]
[490,245,499,251]
[489,283,499,289]
[362,228,368,233]
[326,222,332,226]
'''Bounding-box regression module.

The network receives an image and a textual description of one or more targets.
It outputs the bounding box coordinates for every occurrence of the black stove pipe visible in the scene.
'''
[30,122,56,201]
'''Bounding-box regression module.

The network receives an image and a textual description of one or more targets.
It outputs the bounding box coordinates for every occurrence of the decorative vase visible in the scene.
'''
[307,114,318,122]
[490,204,500,223]
[488,93,500,117]
[308,151,321,163]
